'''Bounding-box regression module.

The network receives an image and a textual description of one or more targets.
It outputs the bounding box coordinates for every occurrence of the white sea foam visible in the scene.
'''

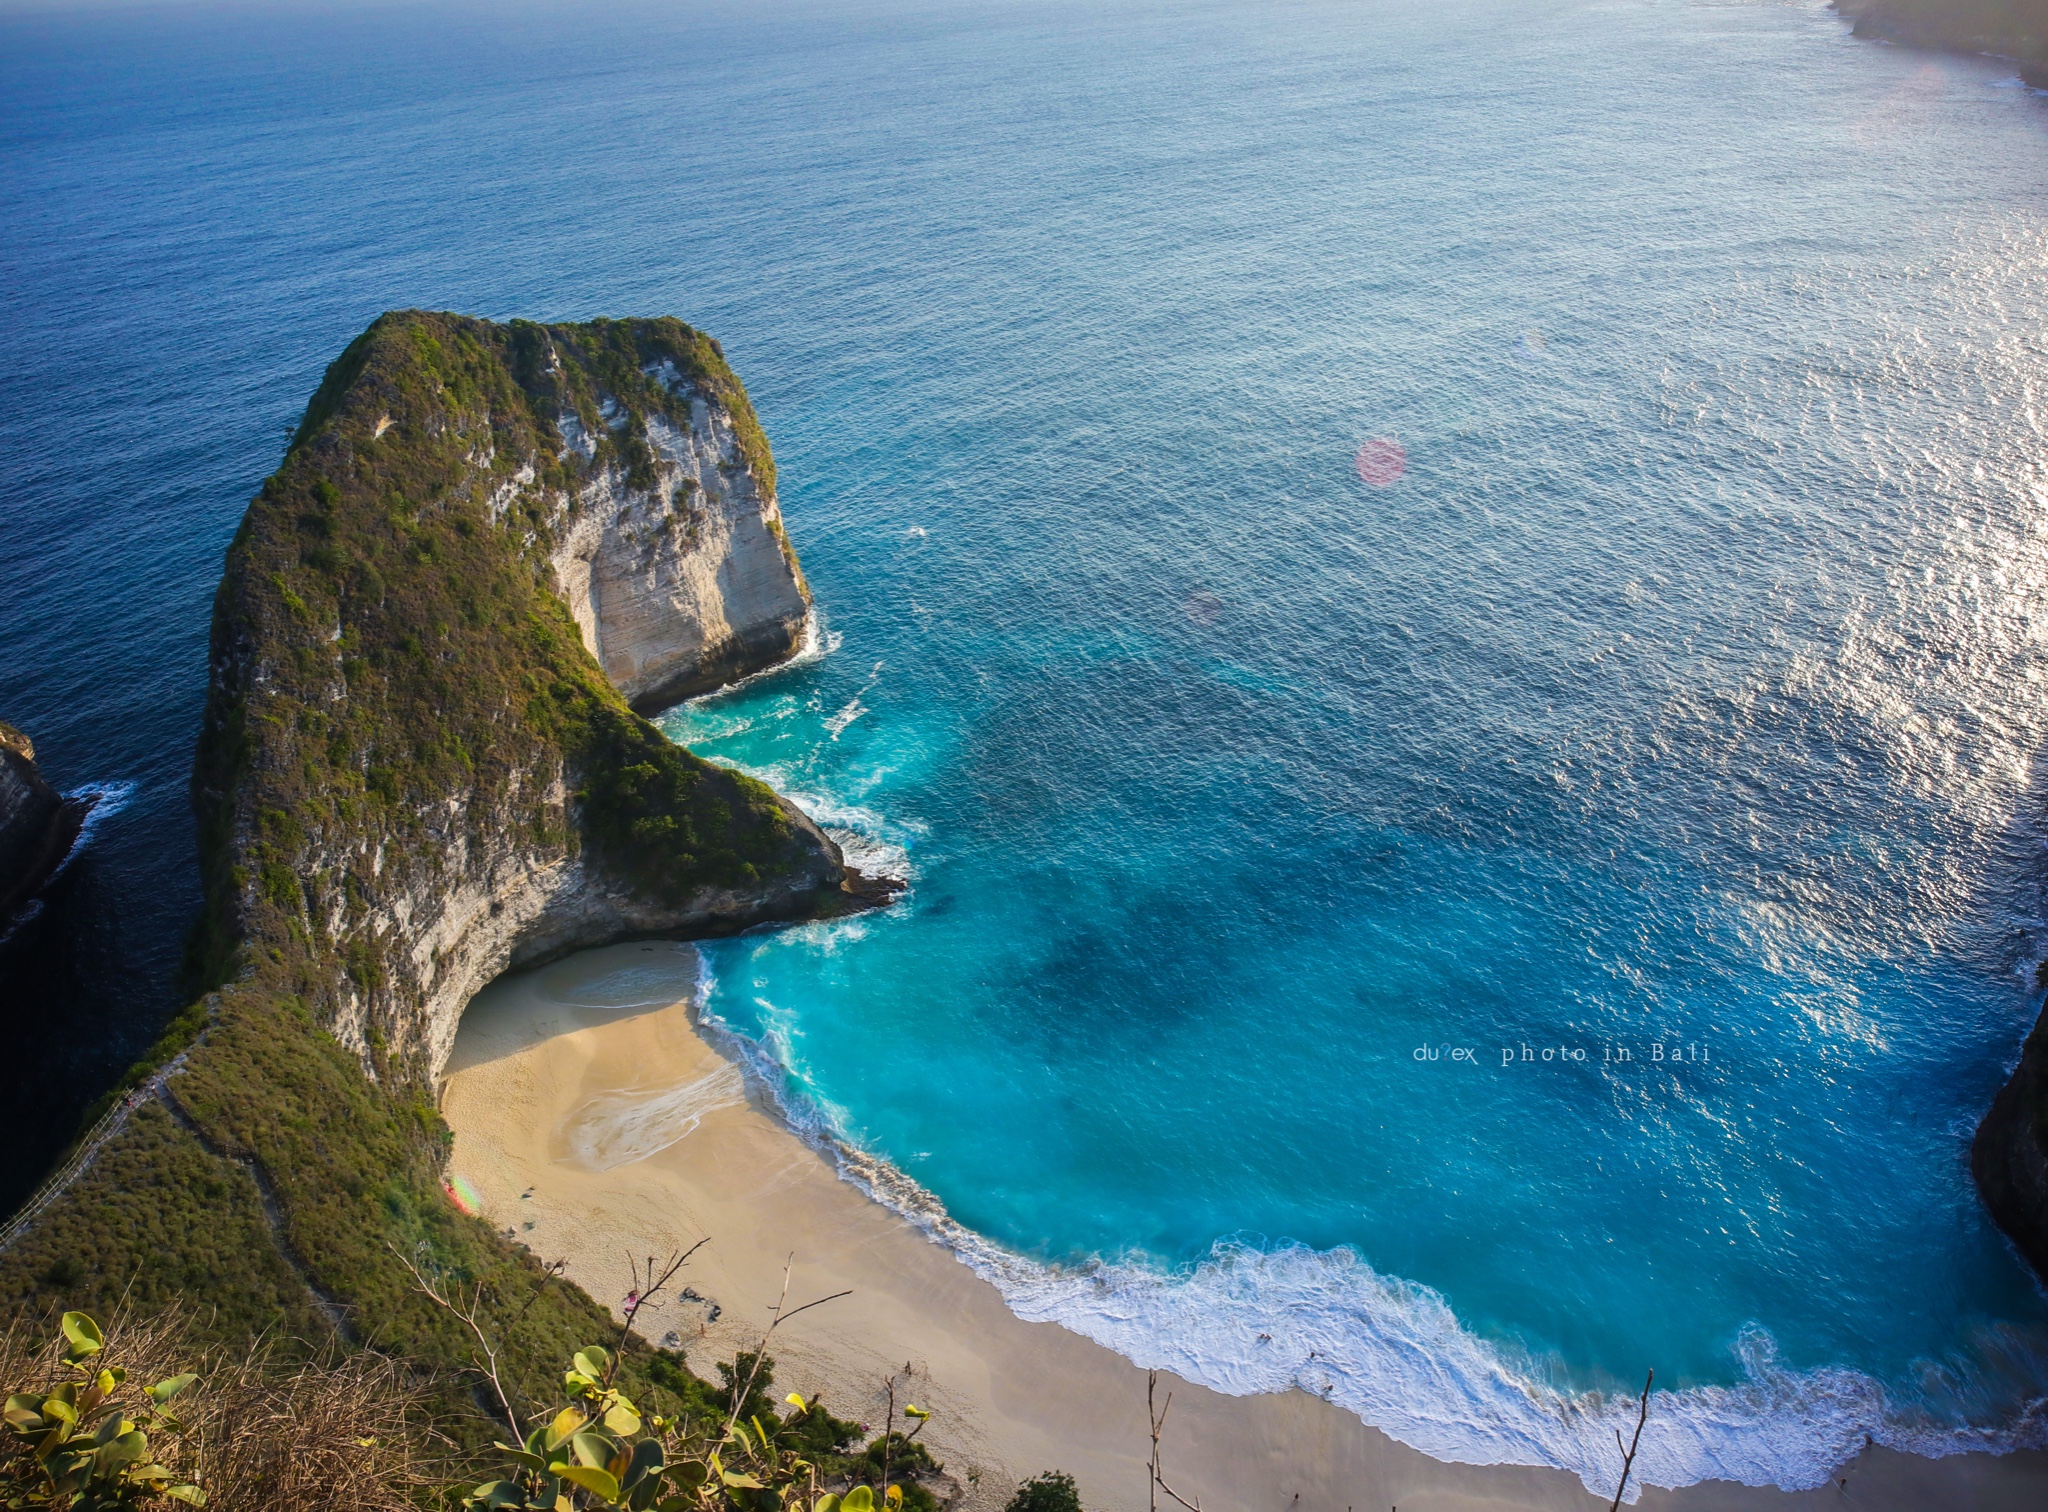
[825,660,885,740]
[56,781,137,885]
[705,756,921,886]
[684,608,842,705]
[692,994,2048,1502]
[3,781,139,946]
[660,665,2047,1493]
[561,1062,745,1170]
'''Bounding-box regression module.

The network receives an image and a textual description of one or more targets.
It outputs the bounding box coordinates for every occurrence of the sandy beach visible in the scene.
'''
[441,943,2048,1512]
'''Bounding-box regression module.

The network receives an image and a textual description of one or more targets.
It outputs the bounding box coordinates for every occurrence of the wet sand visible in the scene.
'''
[441,943,2048,1512]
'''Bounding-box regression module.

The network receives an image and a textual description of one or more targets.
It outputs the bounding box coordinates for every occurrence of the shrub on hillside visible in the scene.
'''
[1003,1471,1083,1512]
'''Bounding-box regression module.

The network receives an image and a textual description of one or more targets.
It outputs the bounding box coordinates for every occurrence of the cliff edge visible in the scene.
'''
[0,722,82,921]
[0,313,889,1431]
[1975,1001,2048,1282]
[192,312,863,1077]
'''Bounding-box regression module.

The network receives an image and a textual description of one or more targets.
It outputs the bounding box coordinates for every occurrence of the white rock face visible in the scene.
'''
[318,765,844,1081]
[550,368,810,713]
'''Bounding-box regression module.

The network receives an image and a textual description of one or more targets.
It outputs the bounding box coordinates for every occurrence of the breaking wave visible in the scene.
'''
[1,780,138,946]
[686,608,843,705]
[693,990,2048,1502]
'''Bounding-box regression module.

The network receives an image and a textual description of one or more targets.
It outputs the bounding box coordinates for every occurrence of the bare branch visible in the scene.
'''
[606,1238,711,1387]
[386,1241,521,1441]
[770,1289,854,1330]
[881,1376,897,1494]
[1147,1370,1203,1512]
[513,1258,566,1325]
[1608,1368,1654,1512]
[720,1256,851,1439]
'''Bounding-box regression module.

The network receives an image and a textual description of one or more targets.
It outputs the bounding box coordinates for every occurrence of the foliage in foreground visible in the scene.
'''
[1,1313,201,1509]
[436,1252,944,1512]
[0,1308,428,1512]
[0,1294,1105,1512]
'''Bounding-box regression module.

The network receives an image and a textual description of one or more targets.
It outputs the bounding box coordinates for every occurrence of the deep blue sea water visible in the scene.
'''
[8,0,2048,1493]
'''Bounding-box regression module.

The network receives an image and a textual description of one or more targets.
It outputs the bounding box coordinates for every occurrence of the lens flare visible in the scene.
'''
[1356,438,1407,487]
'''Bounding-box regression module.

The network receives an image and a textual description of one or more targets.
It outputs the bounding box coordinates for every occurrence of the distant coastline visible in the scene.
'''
[1834,0,2048,78]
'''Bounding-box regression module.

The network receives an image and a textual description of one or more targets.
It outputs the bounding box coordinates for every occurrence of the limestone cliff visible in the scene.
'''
[0,722,80,920]
[0,314,890,1414]
[1975,1005,2048,1282]
[551,367,810,711]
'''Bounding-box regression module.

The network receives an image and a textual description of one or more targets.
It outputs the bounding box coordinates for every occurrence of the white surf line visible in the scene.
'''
[687,994,2048,1500]
[684,608,842,706]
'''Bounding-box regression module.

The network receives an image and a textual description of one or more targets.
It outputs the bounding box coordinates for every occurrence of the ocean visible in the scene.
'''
[5,0,2048,1493]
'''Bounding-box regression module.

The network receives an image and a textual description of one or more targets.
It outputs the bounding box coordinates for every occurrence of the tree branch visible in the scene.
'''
[388,1241,521,1441]
[1608,1368,1653,1512]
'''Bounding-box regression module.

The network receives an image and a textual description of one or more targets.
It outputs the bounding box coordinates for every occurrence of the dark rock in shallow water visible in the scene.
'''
[1975,1001,2048,1284]
[0,723,86,921]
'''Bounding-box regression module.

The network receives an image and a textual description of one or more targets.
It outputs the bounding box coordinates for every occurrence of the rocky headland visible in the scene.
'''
[1834,0,2048,71]
[0,312,893,1433]
[0,721,86,921]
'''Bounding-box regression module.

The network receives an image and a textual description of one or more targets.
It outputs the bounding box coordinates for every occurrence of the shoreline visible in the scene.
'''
[441,943,2048,1512]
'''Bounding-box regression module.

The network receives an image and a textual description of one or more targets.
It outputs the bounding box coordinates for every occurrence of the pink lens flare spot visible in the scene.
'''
[1184,590,1223,626]
[1355,438,1407,488]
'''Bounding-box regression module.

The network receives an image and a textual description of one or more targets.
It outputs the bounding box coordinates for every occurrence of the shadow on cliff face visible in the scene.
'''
[0,800,200,1216]
[437,943,710,1080]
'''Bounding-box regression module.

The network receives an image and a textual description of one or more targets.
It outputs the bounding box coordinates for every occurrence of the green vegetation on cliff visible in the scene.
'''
[194,312,818,1015]
[0,313,848,1462]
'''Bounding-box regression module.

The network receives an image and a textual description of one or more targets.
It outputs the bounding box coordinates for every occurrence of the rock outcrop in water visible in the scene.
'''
[0,722,80,920]
[1834,0,2048,70]
[1975,1004,2048,1282]
[0,313,893,1413]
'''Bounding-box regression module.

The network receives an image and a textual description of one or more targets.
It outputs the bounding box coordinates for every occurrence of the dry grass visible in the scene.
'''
[0,1305,440,1511]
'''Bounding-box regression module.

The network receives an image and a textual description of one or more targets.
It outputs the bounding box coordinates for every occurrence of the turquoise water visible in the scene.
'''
[7,0,2048,1493]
